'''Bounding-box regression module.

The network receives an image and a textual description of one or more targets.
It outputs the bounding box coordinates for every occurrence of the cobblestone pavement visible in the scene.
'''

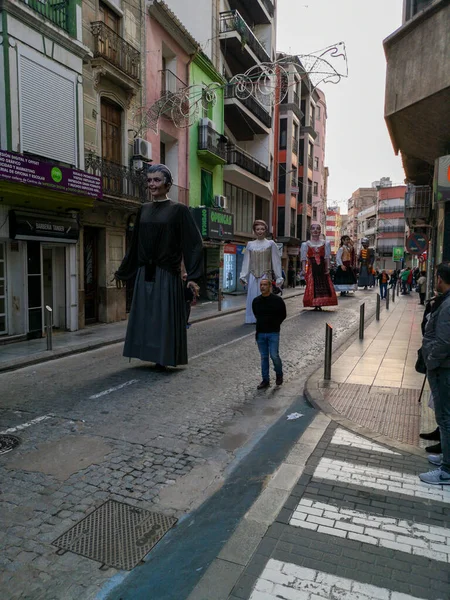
[229,423,450,600]
[0,292,379,600]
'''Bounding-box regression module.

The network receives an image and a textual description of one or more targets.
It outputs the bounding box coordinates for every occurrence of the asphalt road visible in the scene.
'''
[0,289,381,600]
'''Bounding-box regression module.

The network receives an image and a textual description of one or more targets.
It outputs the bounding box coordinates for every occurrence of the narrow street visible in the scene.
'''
[0,291,378,600]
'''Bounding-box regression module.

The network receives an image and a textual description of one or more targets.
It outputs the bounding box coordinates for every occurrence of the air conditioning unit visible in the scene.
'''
[133,138,152,161]
[200,118,215,129]
[214,195,228,210]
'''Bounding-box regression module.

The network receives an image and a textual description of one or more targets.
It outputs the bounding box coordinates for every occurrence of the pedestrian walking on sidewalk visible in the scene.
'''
[419,262,450,485]
[378,269,390,299]
[252,278,286,390]
[400,267,411,295]
[417,271,427,305]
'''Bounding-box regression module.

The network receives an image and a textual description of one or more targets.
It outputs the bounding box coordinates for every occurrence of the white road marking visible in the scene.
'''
[314,457,450,504]
[89,379,139,399]
[290,498,450,563]
[250,558,432,600]
[331,428,400,454]
[0,414,52,434]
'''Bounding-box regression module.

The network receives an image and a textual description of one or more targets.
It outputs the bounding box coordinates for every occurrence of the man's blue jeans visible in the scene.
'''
[428,367,450,474]
[256,332,283,382]
[380,283,387,299]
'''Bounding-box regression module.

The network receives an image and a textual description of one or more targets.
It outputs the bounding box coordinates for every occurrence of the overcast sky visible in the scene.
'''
[277,0,406,209]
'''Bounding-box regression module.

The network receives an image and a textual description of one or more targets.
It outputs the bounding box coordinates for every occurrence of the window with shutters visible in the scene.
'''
[19,50,77,166]
[101,100,123,164]
[99,2,121,32]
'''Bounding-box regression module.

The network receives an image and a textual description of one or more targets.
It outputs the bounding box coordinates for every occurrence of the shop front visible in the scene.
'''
[0,151,101,338]
[223,243,246,294]
[192,207,234,300]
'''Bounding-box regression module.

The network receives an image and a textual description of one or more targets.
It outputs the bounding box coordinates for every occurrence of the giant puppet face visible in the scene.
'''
[361,238,369,249]
[310,223,322,240]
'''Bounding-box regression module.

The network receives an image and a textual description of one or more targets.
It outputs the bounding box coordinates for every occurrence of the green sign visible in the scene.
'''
[192,207,234,240]
[392,246,404,261]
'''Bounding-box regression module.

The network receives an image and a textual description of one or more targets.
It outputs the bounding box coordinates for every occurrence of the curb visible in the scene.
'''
[0,291,304,374]
[303,301,426,458]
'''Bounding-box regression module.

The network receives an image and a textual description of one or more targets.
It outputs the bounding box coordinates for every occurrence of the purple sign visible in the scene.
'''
[0,150,102,199]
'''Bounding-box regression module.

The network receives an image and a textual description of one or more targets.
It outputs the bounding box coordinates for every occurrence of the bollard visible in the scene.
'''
[386,289,390,310]
[397,281,400,296]
[324,323,333,381]
[376,294,380,321]
[359,303,365,340]
[218,288,222,312]
[392,283,395,303]
[45,305,53,351]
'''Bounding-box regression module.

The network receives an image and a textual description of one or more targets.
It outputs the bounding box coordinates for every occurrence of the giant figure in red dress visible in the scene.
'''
[301,223,338,310]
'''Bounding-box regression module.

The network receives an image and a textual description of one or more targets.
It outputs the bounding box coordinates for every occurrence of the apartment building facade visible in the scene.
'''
[346,187,377,248]
[312,89,328,229]
[81,0,145,326]
[384,0,450,277]
[0,0,100,339]
[376,184,407,270]
[325,207,341,258]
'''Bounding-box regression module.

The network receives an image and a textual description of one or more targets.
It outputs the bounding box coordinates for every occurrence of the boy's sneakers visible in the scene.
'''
[419,467,450,485]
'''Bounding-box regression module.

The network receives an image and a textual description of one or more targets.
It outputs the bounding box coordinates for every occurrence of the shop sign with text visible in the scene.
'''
[0,150,102,199]
[192,207,234,240]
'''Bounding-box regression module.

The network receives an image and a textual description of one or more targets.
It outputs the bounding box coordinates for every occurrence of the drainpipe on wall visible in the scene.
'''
[185,46,201,206]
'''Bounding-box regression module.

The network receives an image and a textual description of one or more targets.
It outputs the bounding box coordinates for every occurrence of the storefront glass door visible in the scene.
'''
[43,246,66,329]
[0,243,6,334]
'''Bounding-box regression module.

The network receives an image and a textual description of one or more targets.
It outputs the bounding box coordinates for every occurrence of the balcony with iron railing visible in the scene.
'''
[378,205,405,214]
[404,185,432,224]
[159,69,188,120]
[377,225,406,233]
[19,0,72,32]
[198,124,228,165]
[91,21,141,82]
[85,154,146,201]
[219,10,271,65]
[226,144,271,182]
[224,84,272,130]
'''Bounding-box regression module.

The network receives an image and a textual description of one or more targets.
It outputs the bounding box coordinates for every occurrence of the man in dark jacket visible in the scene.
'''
[419,263,450,485]
[252,278,287,390]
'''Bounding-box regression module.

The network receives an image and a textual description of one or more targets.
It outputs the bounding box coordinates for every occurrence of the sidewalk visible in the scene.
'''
[306,291,433,449]
[0,288,303,373]
[187,292,449,600]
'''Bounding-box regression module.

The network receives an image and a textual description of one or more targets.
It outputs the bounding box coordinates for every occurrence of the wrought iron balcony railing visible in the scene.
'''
[292,137,299,155]
[91,21,141,82]
[224,84,272,128]
[19,0,70,31]
[220,10,271,63]
[404,185,432,223]
[85,154,146,201]
[160,69,187,96]
[198,124,228,162]
[377,225,406,233]
[226,144,271,182]
[378,205,405,214]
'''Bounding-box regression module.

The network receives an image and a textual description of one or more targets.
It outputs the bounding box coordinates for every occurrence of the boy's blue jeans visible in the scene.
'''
[256,332,283,381]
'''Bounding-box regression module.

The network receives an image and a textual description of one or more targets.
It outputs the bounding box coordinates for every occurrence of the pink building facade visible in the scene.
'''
[145,3,195,203]
[312,89,328,229]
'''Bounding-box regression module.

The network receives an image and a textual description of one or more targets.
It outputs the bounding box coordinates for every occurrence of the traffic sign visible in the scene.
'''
[406,232,429,255]
[392,246,404,261]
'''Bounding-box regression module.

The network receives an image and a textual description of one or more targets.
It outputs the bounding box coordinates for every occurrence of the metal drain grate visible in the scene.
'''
[0,434,21,455]
[52,500,177,570]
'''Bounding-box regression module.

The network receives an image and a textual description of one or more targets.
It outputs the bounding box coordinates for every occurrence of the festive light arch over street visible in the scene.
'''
[133,42,348,136]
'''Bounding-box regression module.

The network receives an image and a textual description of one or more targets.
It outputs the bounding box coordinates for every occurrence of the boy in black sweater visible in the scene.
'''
[252,278,287,389]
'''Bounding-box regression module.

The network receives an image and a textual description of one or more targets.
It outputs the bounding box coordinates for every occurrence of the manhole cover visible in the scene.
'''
[0,434,21,455]
[52,499,177,570]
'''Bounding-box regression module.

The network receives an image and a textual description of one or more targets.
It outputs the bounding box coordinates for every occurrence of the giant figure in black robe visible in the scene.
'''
[115,193,203,367]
